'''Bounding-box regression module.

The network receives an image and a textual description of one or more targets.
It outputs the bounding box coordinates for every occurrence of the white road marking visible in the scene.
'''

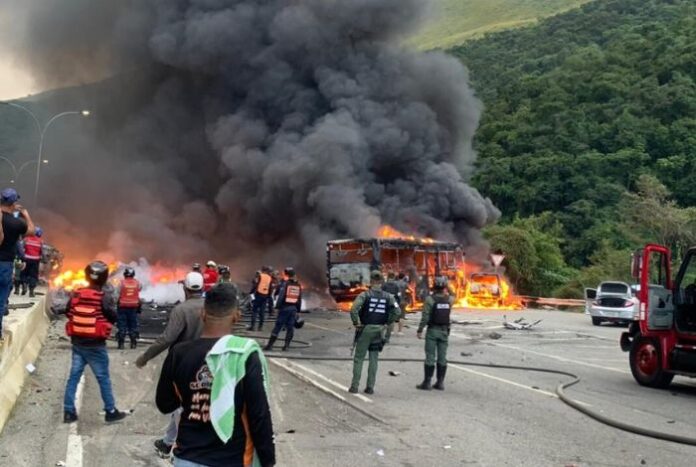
[305,322,349,335]
[285,360,373,403]
[449,364,592,407]
[270,358,351,404]
[65,375,85,467]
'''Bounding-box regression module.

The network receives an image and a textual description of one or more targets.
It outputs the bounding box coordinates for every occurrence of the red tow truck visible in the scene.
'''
[621,244,696,388]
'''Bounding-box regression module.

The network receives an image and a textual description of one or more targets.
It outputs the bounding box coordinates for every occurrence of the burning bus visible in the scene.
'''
[326,235,465,307]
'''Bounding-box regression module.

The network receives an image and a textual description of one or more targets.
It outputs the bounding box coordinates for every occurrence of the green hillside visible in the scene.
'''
[413,0,594,49]
[452,0,696,296]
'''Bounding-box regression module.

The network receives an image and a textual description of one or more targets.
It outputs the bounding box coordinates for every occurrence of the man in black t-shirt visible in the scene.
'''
[156,283,275,467]
[0,188,36,340]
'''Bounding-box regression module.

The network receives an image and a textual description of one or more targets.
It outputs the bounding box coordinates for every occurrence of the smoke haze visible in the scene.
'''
[0,0,499,281]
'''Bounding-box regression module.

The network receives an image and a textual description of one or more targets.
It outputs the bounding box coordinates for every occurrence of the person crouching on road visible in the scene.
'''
[135,271,205,458]
[116,267,142,349]
[349,270,399,395]
[156,283,276,467]
[248,266,272,331]
[60,261,128,423]
[264,267,302,351]
[416,276,454,391]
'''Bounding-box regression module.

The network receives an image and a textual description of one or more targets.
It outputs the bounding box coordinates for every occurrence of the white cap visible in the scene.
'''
[206,260,217,268]
[184,272,204,291]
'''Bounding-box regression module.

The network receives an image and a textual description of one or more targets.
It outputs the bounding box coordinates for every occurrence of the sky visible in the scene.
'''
[0,59,37,100]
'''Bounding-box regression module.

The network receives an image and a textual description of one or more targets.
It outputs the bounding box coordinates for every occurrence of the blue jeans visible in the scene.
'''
[173,457,208,467]
[116,307,139,340]
[0,261,13,336]
[271,306,296,340]
[63,345,116,413]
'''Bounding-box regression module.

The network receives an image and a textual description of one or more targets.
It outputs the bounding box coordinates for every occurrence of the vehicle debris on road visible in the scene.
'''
[503,315,542,330]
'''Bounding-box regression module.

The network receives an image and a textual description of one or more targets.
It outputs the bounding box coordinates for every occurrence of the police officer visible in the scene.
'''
[416,276,454,391]
[349,270,399,394]
[264,267,302,351]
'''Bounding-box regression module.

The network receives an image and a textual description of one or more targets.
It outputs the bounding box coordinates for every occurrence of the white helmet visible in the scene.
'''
[184,272,204,291]
[206,260,217,268]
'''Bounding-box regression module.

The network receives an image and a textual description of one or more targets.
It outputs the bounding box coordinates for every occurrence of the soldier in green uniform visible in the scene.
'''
[349,270,400,394]
[416,276,454,391]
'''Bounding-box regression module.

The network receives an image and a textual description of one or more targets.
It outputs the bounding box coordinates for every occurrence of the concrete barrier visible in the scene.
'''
[0,290,50,434]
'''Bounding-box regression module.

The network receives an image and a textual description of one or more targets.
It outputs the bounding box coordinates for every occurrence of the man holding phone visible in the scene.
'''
[0,188,36,342]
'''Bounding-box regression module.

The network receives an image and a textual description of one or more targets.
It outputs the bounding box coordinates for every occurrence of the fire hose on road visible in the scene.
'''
[261,353,696,447]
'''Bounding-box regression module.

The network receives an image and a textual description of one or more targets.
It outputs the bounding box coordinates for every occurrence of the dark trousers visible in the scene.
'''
[251,295,268,328]
[116,307,139,340]
[0,262,12,335]
[20,259,40,290]
[266,296,274,315]
[271,306,297,340]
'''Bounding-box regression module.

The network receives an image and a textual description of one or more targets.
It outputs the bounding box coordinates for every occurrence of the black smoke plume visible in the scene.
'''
[1,0,499,281]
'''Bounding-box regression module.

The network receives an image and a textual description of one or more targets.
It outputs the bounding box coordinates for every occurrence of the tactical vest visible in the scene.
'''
[118,278,140,308]
[359,290,389,325]
[284,282,301,305]
[24,236,43,261]
[429,295,452,326]
[256,273,272,295]
[66,288,113,339]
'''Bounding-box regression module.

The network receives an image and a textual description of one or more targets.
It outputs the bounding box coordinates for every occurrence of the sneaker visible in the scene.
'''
[364,387,374,395]
[63,411,78,423]
[105,409,128,423]
[154,438,173,458]
[348,386,359,394]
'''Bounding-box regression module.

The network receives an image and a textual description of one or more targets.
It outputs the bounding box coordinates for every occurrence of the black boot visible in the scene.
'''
[282,337,292,351]
[264,335,277,351]
[21,284,27,296]
[416,364,435,390]
[433,364,447,390]
[130,336,137,349]
[29,288,35,298]
[13,285,19,295]
[117,339,125,350]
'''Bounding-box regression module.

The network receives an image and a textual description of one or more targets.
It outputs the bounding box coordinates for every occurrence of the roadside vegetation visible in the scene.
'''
[452,0,696,297]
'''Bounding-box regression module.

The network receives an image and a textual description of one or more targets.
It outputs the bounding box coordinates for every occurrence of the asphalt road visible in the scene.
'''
[1,307,695,466]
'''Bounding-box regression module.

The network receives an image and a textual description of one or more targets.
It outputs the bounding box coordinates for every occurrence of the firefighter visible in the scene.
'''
[217,264,232,284]
[248,266,272,331]
[202,260,219,292]
[116,267,142,349]
[20,226,44,297]
[349,270,400,394]
[264,267,302,351]
[60,261,128,423]
[416,276,454,391]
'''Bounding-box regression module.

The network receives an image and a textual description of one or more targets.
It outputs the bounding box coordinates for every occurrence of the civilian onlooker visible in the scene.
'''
[0,188,35,342]
[156,283,275,467]
[136,271,205,458]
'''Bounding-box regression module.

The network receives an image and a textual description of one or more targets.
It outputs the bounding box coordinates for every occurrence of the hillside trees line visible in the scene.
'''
[451,0,696,296]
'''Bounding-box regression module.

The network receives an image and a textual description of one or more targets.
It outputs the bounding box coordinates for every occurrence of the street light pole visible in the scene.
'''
[0,156,42,185]
[0,102,89,206]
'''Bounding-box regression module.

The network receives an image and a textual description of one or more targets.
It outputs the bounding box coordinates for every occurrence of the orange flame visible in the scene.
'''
[457,272,523,310]
[376,225,435,244]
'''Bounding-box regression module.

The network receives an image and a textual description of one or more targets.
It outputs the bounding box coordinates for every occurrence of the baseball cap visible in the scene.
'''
[1,188,20,204]
[370,270,384,282]
[184,272,204,291]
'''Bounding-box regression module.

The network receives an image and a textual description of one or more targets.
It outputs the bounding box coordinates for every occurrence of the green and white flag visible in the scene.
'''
[206,335,270,446]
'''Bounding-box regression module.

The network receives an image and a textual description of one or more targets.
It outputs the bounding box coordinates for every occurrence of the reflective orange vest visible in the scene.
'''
[119,278,141,308]
[285,284,301,304]
[256,273,272,295]
[66,288,113,339]
[24,235,43,261]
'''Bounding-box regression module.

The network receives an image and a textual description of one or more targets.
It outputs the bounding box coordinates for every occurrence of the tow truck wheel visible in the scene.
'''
[629,337,674,388]
[591,317,602,326]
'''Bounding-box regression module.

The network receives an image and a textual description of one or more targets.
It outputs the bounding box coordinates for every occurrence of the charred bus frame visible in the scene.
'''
[326,237,464,303]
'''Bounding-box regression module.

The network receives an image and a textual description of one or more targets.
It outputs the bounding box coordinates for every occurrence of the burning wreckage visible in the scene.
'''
[327,226,522,311]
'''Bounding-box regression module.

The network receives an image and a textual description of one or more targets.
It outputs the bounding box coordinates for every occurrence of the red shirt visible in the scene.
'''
[202,268,219,292]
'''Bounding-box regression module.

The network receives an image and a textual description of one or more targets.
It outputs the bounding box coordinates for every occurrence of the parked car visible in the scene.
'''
[585,281,639,326]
